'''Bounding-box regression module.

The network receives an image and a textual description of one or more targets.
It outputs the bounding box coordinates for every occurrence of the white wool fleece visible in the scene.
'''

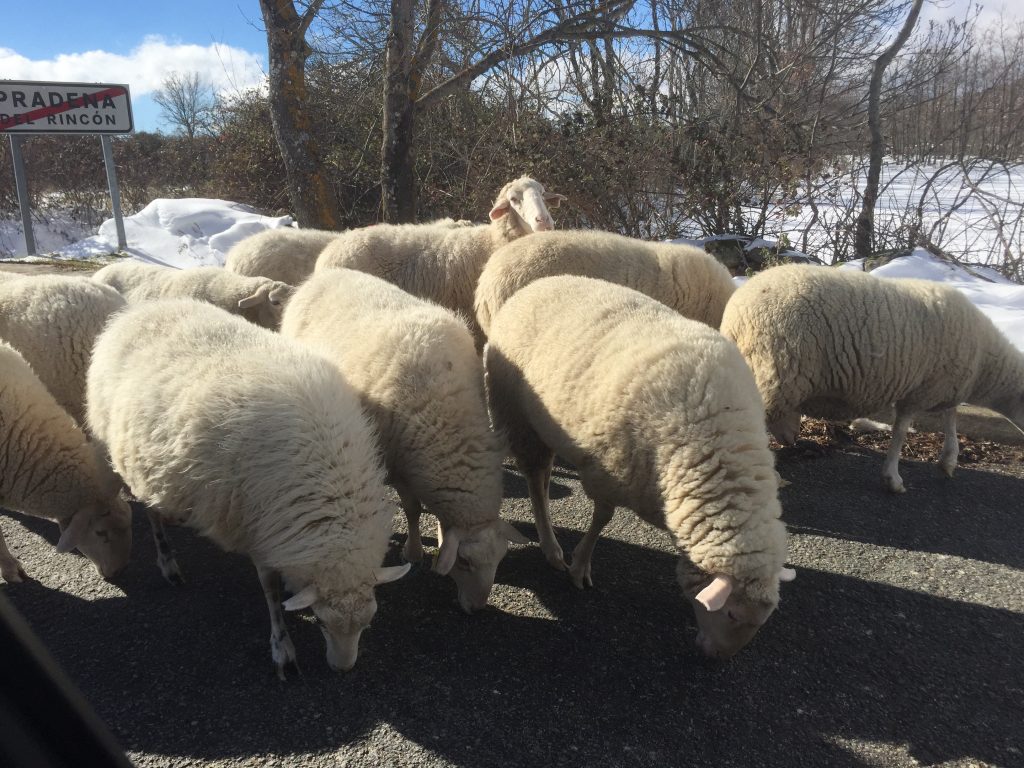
[475,229,735,337]
[485,275,788,603]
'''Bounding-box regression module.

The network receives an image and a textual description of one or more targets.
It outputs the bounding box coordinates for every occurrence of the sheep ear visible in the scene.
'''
[433,527,464,576]
[282,584,318,611]
[543,192,566,207]
[499,520,531,545]
[238,287,269,309]
[268,285,294,307]
[488,200,511,221]
[779,566,797,582]
[56,510,93,554]
[374,564,411,585]
[695,574,734,612]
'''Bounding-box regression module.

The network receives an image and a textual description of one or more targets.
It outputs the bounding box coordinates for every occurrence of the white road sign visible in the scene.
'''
[0,80,134,134]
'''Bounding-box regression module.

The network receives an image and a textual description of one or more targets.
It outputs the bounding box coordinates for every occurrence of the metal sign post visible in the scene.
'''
[8,135,35,255]
[100,135,127,250]
[1,80,134,256]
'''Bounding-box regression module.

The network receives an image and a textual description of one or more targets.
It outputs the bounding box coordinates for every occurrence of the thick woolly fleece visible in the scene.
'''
[720,264,1024,434]
[0,274,126,425]
[86,299,393,594]
[315,178,555,343]
[0,341,122,523]
[484,275,788,603]
[474,230,736,336]
[225,228,341,285]
[92,262,293,329]
[281,268,504,531]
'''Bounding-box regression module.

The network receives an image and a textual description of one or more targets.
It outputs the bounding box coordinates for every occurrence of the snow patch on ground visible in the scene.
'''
[2,198,294,268]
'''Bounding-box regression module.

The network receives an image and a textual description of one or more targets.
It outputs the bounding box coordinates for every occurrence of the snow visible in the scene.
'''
[2,193,1023,352]
[773,160,1024,271]
[3,198,293,268]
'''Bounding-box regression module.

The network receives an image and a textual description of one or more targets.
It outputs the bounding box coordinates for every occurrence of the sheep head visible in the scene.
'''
[489,177,565,235]
[56,497,133,580]
[433,519,530,613]
[237,281,296,329]
[283,564,409,672]
[678,563,795,659]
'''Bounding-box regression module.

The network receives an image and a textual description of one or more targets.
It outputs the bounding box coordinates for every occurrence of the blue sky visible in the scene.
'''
[1,1,269,132]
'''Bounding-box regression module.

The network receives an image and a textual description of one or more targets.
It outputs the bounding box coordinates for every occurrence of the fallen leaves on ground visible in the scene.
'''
[772,417,1024,465]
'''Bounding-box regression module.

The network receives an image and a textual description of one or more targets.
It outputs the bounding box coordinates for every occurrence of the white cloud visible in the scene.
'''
[0,35,265,98]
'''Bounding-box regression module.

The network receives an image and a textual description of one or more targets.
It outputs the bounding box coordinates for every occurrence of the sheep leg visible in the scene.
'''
[397,486,424,563]
[518,454,566,571]
[767,409,801,445]
[144,505,184,585]
[568,500,614,589]
[881,412,914,494]
[256,564,299,681]
[938,407,959,477]
[0,526,27,583]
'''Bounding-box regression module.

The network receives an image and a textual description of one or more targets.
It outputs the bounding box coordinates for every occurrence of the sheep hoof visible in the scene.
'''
[272,637,299,681]
[161,560,185,585]
[541,545,567,571]
[1,558,27,583]
[569,562,592,590]
[882,475,906,494]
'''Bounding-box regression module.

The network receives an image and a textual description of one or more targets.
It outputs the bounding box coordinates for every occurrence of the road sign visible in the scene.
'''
[0,80,134,135]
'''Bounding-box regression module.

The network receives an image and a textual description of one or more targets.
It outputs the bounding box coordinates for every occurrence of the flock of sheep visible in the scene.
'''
[2,175,1023,678]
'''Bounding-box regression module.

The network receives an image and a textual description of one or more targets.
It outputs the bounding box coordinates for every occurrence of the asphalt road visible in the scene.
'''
[2,442,1023,768]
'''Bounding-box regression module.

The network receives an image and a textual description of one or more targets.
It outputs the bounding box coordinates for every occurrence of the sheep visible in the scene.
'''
[92,261,294,329]
[315,176,566,344]
[0,341,132,583]
[224,221,475,288]
[475,230,736,336]
[224,227,341,286]
[86,298,408,677]
[0,274,126,425]
[484,275,793,659]
[720,263,1024,493]
[280,268,528,613]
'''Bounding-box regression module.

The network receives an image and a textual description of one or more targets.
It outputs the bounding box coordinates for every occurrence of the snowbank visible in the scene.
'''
[0,198,294,268]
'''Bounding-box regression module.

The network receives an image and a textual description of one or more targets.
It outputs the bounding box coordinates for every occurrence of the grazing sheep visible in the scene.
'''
[485,276,793,659]
[225,228,341,285]
[281,269,528,613]
[315,176,566,344]
[0,274,126,424]
[720,264,1024,493]
[475,230,736,336]
[0,341,132,583]
[92,262,294,329]
[86,299,408,677]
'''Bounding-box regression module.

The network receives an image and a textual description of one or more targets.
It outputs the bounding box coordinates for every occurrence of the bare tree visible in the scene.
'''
[259,0,342,229]
[153,72,217,140]
[854,0,924,258]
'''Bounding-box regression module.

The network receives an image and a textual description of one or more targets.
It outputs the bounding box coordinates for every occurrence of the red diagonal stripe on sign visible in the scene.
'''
[0,86,127,131]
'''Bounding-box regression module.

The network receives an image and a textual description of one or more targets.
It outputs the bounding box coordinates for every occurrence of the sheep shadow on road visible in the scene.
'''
[4,456,1022,768]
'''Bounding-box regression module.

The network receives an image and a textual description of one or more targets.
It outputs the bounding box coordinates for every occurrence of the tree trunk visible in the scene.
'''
[381,0,418,223]
[259,0,341,229]
[854,0,923,258]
